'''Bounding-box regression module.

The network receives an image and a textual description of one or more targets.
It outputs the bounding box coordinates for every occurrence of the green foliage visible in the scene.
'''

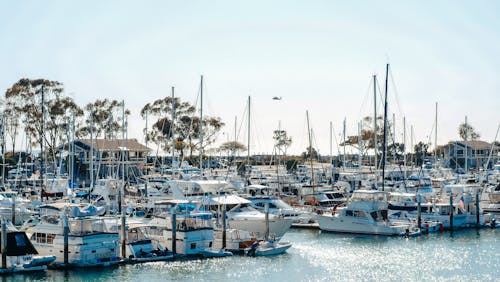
[458,122,480,141]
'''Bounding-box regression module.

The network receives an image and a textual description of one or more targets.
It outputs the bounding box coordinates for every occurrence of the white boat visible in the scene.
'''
[24,203,121,267]
[249,196,315,225]
[317,190,419,236]
[202,194,293,239]
[246,240,292,256]
[140,199,215,256]
[0,226,56,273]
[119,222,173,262]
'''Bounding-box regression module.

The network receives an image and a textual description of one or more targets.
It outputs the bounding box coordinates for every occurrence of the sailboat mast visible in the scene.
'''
[373,75,378,169]
[40,85,45,201]
[171,86,175,168]
[247,96,251,164]
[90,106,94,193]
[306,111,315,193]
[343,117,346,169]
[330,121,333,165]
[381,63,389,191]
[464,115,468,172]
[199,76,204,171]
[434,102,438,164]
[403,116,407,179]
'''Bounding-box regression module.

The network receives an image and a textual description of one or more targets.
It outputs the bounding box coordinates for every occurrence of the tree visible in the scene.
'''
[340,116,390,157]
[220,141,246,159]
[458,122,480,141]
[141,97,224,158]
[78,99,130,139]
[4,78,82,158]
[414,142,429,166]
[273,129,292,156]
[302,146,320,160]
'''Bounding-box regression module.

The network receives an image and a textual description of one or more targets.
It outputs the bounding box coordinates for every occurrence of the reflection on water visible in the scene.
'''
[4,228,498,281]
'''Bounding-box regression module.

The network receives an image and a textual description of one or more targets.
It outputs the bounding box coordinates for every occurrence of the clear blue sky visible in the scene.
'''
[1,0,499,155]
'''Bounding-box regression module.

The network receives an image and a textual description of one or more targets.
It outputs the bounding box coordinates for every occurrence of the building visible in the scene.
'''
[443,140,500,171]
[57,139,152,186]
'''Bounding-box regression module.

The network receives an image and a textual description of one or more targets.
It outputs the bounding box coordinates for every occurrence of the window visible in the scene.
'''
[345,210,353,216]
[190,243,196,250]
[15,233,27,247]
[33,233,56,244]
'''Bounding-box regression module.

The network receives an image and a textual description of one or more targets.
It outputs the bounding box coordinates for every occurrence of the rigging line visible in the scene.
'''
[236,102,248,144]
[357,77,374,121]
[375,76,385,119]
[388,67,405,119]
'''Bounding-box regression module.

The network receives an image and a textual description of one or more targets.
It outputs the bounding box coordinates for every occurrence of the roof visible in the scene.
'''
[77,139,152,152]
[450,140,499,150]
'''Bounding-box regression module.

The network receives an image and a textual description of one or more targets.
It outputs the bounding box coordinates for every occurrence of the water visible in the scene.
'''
[5,228,499,281]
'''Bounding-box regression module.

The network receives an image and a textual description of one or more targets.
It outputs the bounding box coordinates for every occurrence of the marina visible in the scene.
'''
[1,1,500,280]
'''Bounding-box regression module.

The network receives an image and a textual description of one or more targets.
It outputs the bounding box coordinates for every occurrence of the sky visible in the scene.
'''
[1,0,499,156]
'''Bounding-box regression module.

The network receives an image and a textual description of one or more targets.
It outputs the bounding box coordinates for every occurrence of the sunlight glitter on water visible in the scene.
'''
[7,228,498,282]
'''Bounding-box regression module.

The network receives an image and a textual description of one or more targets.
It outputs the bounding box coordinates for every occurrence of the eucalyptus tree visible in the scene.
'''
[141,96,224,158]
[458,122,480,141]
[4,78,82,158]
[77,99,130,139]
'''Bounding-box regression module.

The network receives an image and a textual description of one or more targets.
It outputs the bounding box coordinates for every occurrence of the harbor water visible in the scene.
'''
[6,228,499,281]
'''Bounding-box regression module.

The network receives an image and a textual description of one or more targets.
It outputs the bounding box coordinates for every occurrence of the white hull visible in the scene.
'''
[317,214,409,235]
[227,217,292,239]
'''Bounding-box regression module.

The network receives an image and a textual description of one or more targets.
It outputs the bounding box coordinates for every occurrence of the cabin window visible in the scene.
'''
[345,210,353,216]
[15,233,27,247]
[190,243,196,250]
[353,211,365,218]
[33,233,56,244]
[370,211,378,221]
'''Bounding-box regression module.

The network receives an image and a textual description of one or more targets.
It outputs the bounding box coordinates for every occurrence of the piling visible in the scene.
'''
[475,191,480,228]
[1,219,6,269]
[222,205,227,249]
[417,196,421,229]
[121,208,127,259]
[264,203,270,240]
[118,189,122,214]
[11,195,15,225]
[171,208,177,255]
[63,213,69,265]
[449,193,454,230]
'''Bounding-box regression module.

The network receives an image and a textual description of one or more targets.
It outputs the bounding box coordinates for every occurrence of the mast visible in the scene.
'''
[373,75,378,169]
[381,63,389,191]
[393,113,396,163]
[358,121,362,168]
[403,116,407,179]
[434,102,438,164]
[90,106,94,195]
[411,125,414,167]
[40,85,45,201]
[121,100,125,193]
[464,116,468,172]
[247,96,251,164]
[343,117,346,169]
[329,121,333,165]
[70,110,75,188]
[199,76,204,171]
[306,111,315,193]
[171,86,175,168]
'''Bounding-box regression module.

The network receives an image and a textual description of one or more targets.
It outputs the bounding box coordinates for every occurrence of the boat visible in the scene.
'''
[140,199,215,256]
[317,190,419,236]
[24,203,121,268]
[202,194,293,239]
[246,240,292,256]
[0,224,56,273]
